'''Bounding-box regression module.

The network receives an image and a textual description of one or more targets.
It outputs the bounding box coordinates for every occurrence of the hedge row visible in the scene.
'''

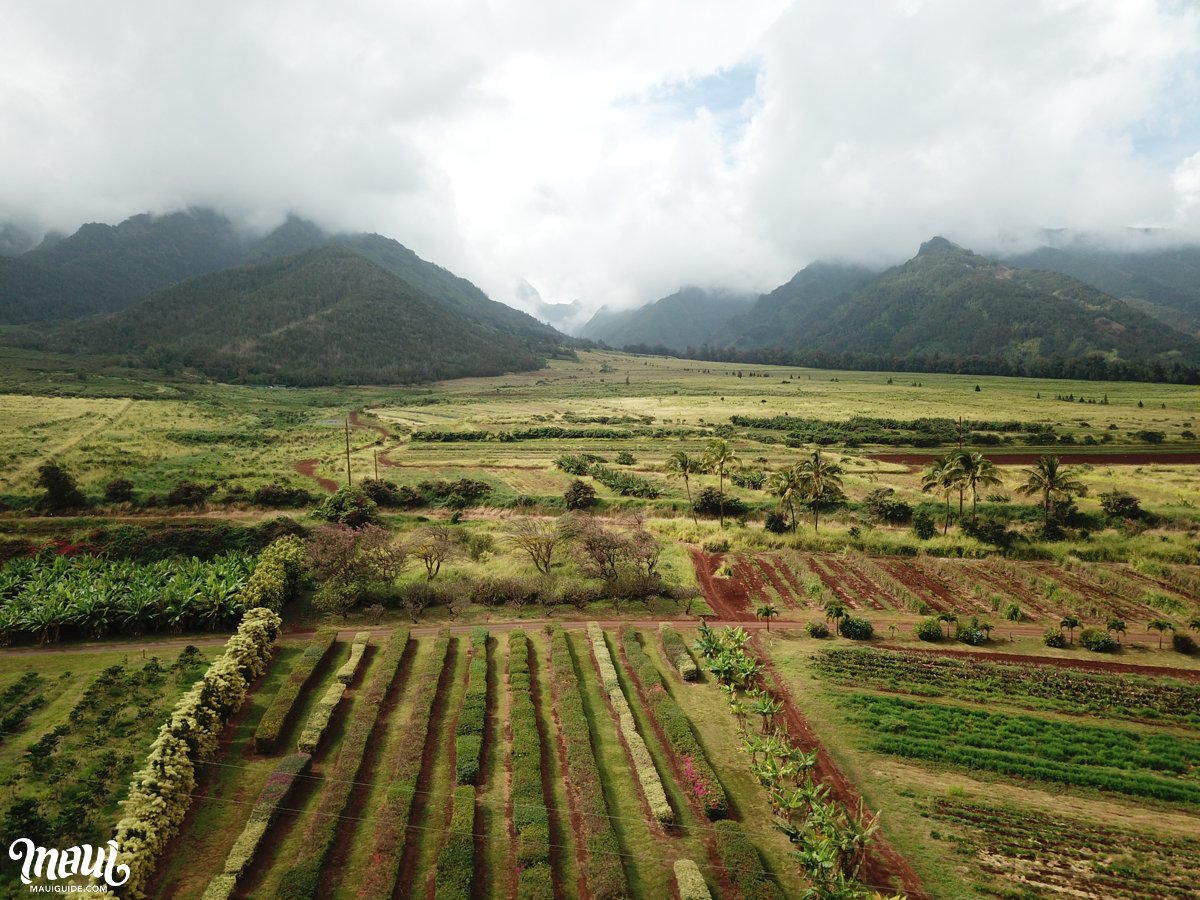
[356,631,451,899]
[111,607,282,899]
[674,858,713,900]
[297,680,346,754]
[508,630,553,898]
[254,629,338,754]
[239,535,307,611]
[433,784,477,899]
[278,629,409,899]
[202,751,312,899]
[337,631,371,684]
[660,624,699,681]
[548,627,627,900]
[455,626,489,785]
[587,623,673,824]
[713,820,785,900]
[621,630,726,819]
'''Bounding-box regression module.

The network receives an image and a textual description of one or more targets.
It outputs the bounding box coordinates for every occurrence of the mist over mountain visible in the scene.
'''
[579,287,755,352]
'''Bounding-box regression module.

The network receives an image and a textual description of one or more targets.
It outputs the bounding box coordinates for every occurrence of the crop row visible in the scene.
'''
[508,629,553,898]
[588,623,673,823]
[844,693,1200,804]
[454,626,488,785]
[620,629,727,818]
[356,632,450,899]
[0,671,47,745]
[278,629,409,898]
[254,629,337,754]
[812,646,1200,725]
[659,623,699,680]
[926,797,1200,899]
[547,626,628,900]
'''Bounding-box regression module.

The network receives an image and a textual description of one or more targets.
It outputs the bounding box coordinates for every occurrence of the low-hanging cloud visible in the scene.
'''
[2,0,1199,315]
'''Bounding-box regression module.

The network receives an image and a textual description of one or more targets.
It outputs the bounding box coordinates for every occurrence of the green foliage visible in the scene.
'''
[913,618,943,642]
[673,859,713,900]
[507,630,553,892]
[564,478,596,510]
[36,461,86,511]
[312,485,379,527]
[253,629,337,754]
[839,616,874,640]
[296,680,347,754]
[1079,627,1118,653]
[454,628,488,785]
[911,509,937,540]
[712,821,785,900]
[240,535,307,612]
[693,486,746,519]
[1100,490,1143,520]
[433,785,477,899]
[805,620,830,638]
[1042,629,1068,648]
[845,692,1200,804]
[659,624,699,681]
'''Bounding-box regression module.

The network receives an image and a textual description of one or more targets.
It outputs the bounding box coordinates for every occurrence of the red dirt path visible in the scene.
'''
[751,635,928,899]
[890,645,1200,681]
[292,458,339,493]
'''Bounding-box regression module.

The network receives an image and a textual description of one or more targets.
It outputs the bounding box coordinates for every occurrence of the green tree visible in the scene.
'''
[1148,618,1175,650]
[1017,456,1086,523]
[938,612,958,640]
[701,439,740,528]
[921,455,963,535]
[766,465,803,532]
[956,451,1003,524]
[36,461,86,511]
[795,450,845,533]
[664,450,700,525]
[1060,614,1081,645]
[755,602,779,632]
[1106,617,1126,644]
[824,601,846,637]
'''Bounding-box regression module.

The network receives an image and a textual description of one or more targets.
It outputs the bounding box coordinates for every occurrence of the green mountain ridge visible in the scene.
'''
[578,286,755,351]
[45,243,571,385]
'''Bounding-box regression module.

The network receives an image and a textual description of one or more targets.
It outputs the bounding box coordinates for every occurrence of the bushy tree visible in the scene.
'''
[564,479,596,510]
[314,485,380,528]
[505,518,566,575]
[36,461,86,511]
[104,478,135,504]
[307,524,404,617]
[1100,490,1142,521]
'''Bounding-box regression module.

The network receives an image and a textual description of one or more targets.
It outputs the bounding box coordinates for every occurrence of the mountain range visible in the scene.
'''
[3,207,1200,384]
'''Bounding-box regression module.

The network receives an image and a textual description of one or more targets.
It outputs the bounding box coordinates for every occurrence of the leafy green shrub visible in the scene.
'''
[297,680,347,753]
[673,859,712,900]
[616,451,636,465]
[251,483,314,509]
[433,784,477,899]
[1174,633,1197,655]
[1003,602,1024,622]
[336,632,370,684]
[1042,630,1068,648]
[801,620,827,639]
[454,628,489,784]
[912,509,937,540]
[660,624,699,680]
[313,485,380,527]
[914,618,943,642]
[840,617,874,640]
[713,821,784,900]
[693,487,746,519]
[1078,627,1118,653]
[254,629,337,754]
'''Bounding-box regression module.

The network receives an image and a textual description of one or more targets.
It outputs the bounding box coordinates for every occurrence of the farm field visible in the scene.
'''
[763,630,1200,900]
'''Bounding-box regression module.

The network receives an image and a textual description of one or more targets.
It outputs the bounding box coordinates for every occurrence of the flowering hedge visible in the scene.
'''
[254,629,337,754]
[587,623,673,824]
[239,535,306,611]
[111,606,282,899]
[673,858,713,900]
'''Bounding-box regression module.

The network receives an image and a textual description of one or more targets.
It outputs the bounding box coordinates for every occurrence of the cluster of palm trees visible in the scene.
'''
[666,440,846,532]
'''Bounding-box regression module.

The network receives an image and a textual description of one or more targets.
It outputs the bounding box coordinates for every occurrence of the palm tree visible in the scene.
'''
[922,455,964,535]
[1017,456,1086,523]
[824,601,846,637]
[1188,616,1200,633]
[1060,614,1081,645]
[701,439,740,528]
[756,602,779,632]
[938,612,958,640]
[664,450,700,525]
[1148,618,1175,650]
[766,465,803,532]
[957,451,1003,524]
[1106,617,1126,644]
[795,450,845,532]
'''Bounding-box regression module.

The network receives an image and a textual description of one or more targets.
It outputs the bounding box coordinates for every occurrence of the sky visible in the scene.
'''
[3,0,1200,320]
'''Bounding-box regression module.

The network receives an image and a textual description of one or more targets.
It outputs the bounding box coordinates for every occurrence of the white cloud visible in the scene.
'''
[2,0,1200,315]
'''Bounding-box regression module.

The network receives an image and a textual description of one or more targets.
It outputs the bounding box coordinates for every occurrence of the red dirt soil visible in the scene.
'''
[875,559,957,613]
[892,645,1200,680]
[293,459,339,493]
[751,635,928,899]
[689,549,754,621]
[733,557,774,606]
[757,557,806,611]
[805,556,866,610]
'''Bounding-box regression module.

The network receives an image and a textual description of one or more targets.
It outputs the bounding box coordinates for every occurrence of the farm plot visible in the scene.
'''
[159,625,811,898]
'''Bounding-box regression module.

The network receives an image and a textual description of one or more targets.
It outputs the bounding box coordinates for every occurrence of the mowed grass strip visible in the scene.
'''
[265,628,409,898]
[475,631,511,899]
[354,631,451,898]
[548,626,628,900]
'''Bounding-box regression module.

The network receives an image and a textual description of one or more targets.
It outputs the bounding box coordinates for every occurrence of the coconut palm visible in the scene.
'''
[1148,618,1175,649]
[664,450,700,525]
[1106,617,1127,644]
[824,601,846,636]
[701,438,740,527]
[1017,456,1086,523]
[1060,614,1081,645]
[938,612,958,639]
[756,602,779,632]
[795,450,845,533]
[766,465,803,532]
[956,451,1003,524]
[921,455,964,535]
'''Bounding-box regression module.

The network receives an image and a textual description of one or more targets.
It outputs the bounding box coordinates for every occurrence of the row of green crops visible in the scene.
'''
[812,646,1200,726]
[843,693,1200,804]
[254,629,337,754]
[547,627,628,900]
[0,553,254,643]
[508,629,553,898]
[554,455,663,498]
[279,629,409,898]
[926,797,1200,899]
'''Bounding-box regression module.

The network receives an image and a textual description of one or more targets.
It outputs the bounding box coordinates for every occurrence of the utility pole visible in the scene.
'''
[345,417,352,486]
[957,415,963,450]
[373,449,379,480]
